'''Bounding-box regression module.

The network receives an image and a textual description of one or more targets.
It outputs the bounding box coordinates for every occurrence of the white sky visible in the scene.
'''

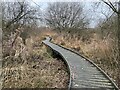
[29,1,113,28]
[2,0,115,28]
[2,0,119,2]
[28,0,119,2]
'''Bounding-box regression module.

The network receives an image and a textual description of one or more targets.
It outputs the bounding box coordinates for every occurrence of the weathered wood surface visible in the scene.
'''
[43,37,119,89]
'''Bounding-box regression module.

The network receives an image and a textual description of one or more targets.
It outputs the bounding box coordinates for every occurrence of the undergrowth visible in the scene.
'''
[2,31,69,88]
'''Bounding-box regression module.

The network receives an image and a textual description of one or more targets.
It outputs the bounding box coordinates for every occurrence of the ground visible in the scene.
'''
[2,31,69,88]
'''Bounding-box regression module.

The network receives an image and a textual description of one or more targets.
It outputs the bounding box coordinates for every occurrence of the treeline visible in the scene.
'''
[45,2,118,40]
[46,2,89,33]
[2,0,42,40]
[96,13,118,40]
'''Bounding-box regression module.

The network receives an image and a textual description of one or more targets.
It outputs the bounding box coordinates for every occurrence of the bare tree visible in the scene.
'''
[101,0,120,88]
[2,0,42,46]
[46,2,89,31]
[100,0,120,36]
[2,1,41,33]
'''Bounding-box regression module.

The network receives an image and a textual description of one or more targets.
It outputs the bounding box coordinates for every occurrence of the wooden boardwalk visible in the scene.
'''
[43,37,119,90]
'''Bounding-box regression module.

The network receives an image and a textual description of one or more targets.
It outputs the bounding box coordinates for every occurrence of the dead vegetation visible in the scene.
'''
[2,1,119,89]
[2,30,69,88]
[46,29,119,88]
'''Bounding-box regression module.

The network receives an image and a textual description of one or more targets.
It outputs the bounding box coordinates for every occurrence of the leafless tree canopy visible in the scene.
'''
[46,2,89,30]
[2,1,42,33]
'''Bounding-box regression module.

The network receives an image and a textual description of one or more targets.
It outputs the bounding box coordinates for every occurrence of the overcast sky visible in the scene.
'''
[2,0,114,28]
[29,0,114,28]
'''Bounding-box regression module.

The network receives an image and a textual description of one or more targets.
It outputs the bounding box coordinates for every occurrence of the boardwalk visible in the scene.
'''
[43,37,119,89]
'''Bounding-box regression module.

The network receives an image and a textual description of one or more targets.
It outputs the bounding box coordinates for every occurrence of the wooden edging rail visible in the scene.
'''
[42,37,119,90]
[42,38,72,90]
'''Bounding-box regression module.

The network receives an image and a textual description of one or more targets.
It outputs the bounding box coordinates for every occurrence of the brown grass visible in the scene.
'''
[49,30,119,88]
[2,30,69,88]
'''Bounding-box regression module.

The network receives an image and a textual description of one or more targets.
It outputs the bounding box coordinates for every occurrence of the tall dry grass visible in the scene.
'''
[50,30,119,87]
[2,29,69,88]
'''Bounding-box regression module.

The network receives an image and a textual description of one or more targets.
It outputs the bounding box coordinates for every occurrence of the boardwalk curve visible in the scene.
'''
[42,37,119,90]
